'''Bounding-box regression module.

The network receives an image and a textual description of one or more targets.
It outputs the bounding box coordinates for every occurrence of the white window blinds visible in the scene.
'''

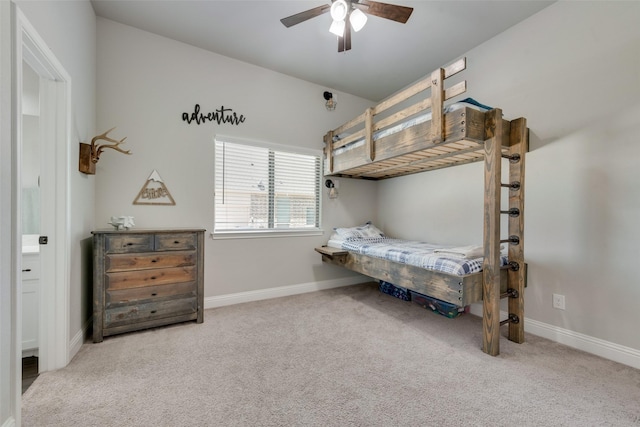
[214,138,321,233]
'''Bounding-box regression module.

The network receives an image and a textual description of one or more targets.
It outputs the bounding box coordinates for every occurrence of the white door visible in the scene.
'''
[17,8,71,374]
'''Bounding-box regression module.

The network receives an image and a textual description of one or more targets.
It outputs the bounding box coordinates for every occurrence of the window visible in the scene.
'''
[214,137,322,237]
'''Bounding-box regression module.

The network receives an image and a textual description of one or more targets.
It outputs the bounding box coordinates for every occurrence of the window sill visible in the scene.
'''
[211,229,325,240]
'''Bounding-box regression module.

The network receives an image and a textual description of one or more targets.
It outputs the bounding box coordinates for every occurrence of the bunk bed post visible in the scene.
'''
[324,131,334,174]
[482,108,503,356]
[365,107,374,162]
[430,68,445,143]
[507,118,528,343]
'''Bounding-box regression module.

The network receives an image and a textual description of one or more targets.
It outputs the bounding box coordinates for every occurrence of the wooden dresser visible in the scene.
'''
[92,228,205,342]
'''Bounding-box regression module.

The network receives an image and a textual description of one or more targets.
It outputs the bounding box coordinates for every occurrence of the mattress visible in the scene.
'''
[332,98,492,156]
[327,237,507,277]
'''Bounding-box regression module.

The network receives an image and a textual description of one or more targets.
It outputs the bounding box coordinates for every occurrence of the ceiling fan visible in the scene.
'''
[280,0,413,52]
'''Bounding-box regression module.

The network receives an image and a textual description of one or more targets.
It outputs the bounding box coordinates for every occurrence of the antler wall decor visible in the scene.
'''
[79,127,132,174]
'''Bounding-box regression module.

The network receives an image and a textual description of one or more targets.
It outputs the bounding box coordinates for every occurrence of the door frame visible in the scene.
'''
[0,2,19,425]
[15,7,71,375]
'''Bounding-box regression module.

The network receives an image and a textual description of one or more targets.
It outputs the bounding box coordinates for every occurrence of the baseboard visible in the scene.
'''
[468,304,640,370]
[204,276,369,309]
[68,317,92,362]
[525,317,640,370]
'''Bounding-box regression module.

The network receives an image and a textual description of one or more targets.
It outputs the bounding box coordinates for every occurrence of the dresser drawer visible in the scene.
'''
[106,281,196,306]
[155,233,197,251]
[104,296,197,328]
[105,234,154,254]
[105,251,197,272]
[106,266,196,290]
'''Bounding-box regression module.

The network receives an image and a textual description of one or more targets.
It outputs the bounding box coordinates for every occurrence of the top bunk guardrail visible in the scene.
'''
[323,57,513,180]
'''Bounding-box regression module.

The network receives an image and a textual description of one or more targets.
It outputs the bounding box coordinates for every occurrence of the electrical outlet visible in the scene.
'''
[552,293,565,310]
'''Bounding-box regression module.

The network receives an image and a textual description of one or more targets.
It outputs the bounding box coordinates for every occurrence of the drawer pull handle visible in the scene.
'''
[151,259,157,263]
[126,243,133,246]
[22,268,32,272]
[174,240,180,244]
[150,310,157,314]
[151,293,157,296]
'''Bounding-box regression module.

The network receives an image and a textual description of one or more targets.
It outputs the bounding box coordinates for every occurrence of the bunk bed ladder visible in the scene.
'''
[482,110,527,356]
[506,118,527,345]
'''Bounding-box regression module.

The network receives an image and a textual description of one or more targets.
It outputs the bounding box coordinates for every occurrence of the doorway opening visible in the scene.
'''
[16,8,71,378]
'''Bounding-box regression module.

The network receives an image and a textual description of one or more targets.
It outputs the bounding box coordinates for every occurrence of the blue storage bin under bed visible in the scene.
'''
[378,281,411,301]
[410,291,468,318]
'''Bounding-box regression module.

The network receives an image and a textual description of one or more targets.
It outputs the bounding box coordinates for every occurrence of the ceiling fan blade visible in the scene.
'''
[337,23,352,52]
[280,5,330,28]
[356,0,413,24]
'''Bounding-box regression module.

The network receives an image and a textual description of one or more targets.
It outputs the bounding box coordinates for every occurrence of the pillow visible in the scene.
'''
[459,97,493,110]
[333,221,385,240]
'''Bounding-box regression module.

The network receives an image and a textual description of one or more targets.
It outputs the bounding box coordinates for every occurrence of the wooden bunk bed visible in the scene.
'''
[315,57,528,356]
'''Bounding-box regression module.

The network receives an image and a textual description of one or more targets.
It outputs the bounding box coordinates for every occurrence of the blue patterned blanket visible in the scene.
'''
[335,237,507,277]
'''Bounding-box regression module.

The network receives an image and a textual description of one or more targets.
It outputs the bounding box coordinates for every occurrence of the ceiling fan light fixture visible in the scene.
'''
[281,0,414,52]
[349,8,367,32]
[329,19,346,37]
[330,0,348,21]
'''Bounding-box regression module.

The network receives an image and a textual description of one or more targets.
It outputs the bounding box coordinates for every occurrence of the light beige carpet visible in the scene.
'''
[22,283,640,426]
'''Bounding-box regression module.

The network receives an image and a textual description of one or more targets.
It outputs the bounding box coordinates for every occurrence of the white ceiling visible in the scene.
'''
[91,0,554,101]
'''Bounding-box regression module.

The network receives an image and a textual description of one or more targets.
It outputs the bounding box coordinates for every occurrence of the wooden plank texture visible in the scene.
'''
[106,266,196,290]
[106,281,197,306]
[92,233,106,342]
[508,117,528,343]
[324,131,333,174]
[315,246,348,257]
[92,229,205,342]
[105,234,154,254]
[102,313,198,337]
[106,251,196,272]
[365,107,374,162]
[319,249,509,306]
[483,108,503,356]
[104,297,197,328]
[155,232,197,251]
[327,108,500,178]
[317,56,529,356]
[430,67,444,143]
[196,230,205,323]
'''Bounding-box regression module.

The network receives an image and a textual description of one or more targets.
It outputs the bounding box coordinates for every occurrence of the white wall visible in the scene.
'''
[96,18,377,299]
[378,2,640,353]
[0,1,16,423]
[14,0,97,354]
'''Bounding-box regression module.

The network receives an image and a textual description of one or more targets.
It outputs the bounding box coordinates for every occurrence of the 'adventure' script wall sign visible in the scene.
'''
[182,104,246,126]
